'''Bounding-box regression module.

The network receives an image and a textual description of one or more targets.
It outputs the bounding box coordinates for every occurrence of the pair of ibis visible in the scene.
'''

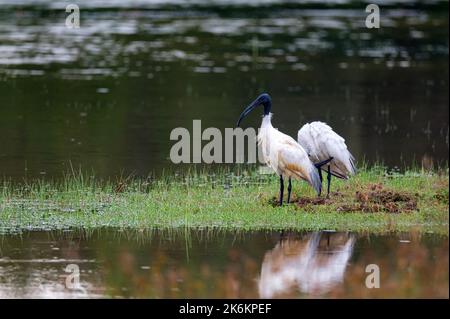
[236,93,356,206]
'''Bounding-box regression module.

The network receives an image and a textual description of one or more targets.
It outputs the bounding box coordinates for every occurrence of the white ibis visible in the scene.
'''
[297,121,356,197]
[237,93,330,206]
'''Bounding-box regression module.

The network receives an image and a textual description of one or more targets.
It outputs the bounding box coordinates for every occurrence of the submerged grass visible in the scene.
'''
[0,165,448,235]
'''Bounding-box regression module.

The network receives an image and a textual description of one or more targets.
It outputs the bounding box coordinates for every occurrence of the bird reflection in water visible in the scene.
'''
[258,232,355,298]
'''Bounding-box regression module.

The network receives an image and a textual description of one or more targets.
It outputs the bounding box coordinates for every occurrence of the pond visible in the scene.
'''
[0,229,448,298]
[0,0,448,180]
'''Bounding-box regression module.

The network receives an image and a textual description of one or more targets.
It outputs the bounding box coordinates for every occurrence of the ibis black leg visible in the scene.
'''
[279,230,285,243]
[317,168,323,196]
[280,230,290,243]
[327,165,332,198]
[287,178,292,203]
[279,175,284,206]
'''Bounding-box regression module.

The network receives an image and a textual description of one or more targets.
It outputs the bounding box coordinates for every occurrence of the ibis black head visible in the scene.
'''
[236,93,272,127]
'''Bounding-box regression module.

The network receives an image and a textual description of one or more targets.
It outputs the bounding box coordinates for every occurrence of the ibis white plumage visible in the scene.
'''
[237,93,324,205]
[297,121,356,197]
[258,232,355,298]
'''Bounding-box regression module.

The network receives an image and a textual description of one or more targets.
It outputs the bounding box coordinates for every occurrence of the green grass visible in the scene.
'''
[0,165,448,234]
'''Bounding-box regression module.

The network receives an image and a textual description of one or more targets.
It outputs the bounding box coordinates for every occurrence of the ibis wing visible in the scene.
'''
[297,123,320,162]
[277,140,322,195]
[298,121,356,178]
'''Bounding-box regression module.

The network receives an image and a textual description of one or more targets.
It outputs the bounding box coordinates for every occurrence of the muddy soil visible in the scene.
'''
[270,183,419,213]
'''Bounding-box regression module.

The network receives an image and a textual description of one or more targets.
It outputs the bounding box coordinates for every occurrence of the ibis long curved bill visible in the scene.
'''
[236,93,272,127]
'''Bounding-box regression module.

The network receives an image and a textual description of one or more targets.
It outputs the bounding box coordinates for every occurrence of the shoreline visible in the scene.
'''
[0,166,448,235]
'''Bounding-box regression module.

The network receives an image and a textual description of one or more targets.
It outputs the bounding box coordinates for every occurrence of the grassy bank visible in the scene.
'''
[0,166,448,234]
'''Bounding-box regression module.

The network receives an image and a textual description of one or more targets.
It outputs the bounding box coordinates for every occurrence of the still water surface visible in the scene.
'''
[0,0,448,179]
[0,229,447,298]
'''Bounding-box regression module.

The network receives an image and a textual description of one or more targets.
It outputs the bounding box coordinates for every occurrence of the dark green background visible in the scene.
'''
[0,0,448,179]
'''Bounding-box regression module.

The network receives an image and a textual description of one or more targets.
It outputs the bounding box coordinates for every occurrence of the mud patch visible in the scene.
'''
[434,189,449,204]
[337,183,418,213]
[268,183,419,213]
[268,196,330,207]
[296,197,328,206]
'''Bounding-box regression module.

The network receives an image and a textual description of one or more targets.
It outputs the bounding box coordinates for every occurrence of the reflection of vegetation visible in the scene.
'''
[342,232,449,298]
[2,228,446,298]
[97,229,450,298]
[0,165,448,234]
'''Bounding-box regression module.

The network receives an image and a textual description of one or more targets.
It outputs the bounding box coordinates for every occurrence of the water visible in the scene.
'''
[0,0,448,180]
[0,229,447,298]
